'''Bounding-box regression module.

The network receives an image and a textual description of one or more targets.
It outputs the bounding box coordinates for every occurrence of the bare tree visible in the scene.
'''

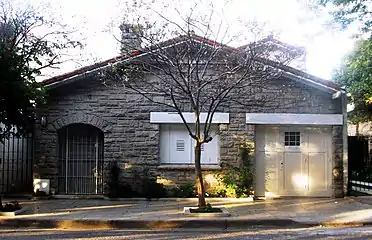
[104,1,296,208]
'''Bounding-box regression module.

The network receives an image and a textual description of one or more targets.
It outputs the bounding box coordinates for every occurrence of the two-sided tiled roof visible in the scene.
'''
[42,34,341,91]
[237,35,306,52]
[42,51,141,86]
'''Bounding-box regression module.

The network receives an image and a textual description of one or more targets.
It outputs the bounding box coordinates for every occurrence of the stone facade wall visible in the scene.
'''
[332,125,344,197]
[34,76,344,196]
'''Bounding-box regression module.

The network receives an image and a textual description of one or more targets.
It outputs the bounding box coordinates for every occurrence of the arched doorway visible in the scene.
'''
[58,123,104,194]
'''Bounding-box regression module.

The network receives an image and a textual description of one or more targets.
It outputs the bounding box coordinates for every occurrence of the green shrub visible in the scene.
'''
[105,161,140,198]
[207,186,227,197]
[170,182,196,198]
[216,143,254,198]
[106,161,121,198]
[140,168,167,200]
[190,203,222,213]
[1,201,21,212]
[142,181,167,199]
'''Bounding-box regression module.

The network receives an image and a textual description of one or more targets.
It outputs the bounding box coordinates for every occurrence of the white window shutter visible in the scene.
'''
[159,125,170,164]
[201,134,219,164]
[189,135,195,164]
[168,126,191,163]
[176,140,185,151]
[194,131,219,165]
[160,124,219,164]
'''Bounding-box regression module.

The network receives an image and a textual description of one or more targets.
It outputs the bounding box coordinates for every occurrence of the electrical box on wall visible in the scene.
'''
[33,179,50,195]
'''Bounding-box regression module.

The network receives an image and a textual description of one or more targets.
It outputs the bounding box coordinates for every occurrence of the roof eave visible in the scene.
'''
[44,55,137,89]
[46,67,340,95]
[44,37,226,89]
[281,71,339,93]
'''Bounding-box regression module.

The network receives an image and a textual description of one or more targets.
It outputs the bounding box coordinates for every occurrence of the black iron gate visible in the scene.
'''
[58,124,104,195]
[348,136,372,195]
[0,132,33,195]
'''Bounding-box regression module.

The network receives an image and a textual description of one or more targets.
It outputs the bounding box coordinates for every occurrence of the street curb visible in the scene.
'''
[344,196,372,207]
[0,218,321,230]
[0,219,226,230]
[1,218,372,230]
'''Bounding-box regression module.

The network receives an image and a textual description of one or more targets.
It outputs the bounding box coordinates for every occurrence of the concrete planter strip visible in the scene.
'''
[183,207,231,217]
[0,207,29,217]
[103,197,255,202]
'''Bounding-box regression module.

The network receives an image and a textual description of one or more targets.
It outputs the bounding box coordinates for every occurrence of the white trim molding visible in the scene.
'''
[150,112,229,124]
[245,113,343,125]
[158,164,221,170]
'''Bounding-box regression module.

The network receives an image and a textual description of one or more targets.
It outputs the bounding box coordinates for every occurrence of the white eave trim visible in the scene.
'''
[44,40,191,89]
[281,71,338,93]
[246,113,343,125]
[150,112,229,124]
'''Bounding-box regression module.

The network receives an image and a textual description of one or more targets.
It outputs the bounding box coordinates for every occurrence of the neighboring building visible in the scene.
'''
[34,35,347,198]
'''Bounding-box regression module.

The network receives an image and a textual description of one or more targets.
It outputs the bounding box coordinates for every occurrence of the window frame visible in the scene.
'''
[159,124,220,165]
[284,131,301,147]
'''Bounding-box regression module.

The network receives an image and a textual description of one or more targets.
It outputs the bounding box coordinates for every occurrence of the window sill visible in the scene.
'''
[158,164,221,170]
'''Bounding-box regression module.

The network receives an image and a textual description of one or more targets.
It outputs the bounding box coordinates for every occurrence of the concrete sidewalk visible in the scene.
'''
[0,197,371,229]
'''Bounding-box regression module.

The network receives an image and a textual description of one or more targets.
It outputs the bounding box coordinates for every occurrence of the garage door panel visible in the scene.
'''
[308,152,329,194]
[264,127,281,152]
[281,127,331,197]
[255,125,332,197]
[307,128,330,151]
[283,152,305,195]
[265,152,281,194]
[307,128,331,196]
[255,151,265,196]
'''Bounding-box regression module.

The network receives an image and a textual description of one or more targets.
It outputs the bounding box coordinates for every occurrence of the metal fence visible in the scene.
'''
[0,133,33,195]
[348,136,372,196]
[350,180,372,195]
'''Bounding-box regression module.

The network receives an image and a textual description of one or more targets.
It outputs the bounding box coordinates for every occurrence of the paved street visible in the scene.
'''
[2,197,372,230]
[3,197,371,223]
[1,227,372,239]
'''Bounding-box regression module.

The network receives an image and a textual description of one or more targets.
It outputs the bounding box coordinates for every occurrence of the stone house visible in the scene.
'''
[34,35,348,198]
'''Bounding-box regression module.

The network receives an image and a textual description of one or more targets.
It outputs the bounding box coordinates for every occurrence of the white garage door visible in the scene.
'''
[255,126,332,197]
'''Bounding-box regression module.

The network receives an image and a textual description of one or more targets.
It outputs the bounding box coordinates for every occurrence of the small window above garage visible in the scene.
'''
[284,131,301,146]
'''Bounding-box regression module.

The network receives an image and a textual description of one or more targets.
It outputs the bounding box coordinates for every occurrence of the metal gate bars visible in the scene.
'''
[0,132,33,195]
[58,123,104,195]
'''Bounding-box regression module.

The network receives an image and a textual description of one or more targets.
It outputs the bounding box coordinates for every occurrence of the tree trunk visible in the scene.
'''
[356,123,360,136]
[194,143,206,208]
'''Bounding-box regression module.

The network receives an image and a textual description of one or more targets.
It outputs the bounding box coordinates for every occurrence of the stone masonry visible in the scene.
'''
[34,75,345,197]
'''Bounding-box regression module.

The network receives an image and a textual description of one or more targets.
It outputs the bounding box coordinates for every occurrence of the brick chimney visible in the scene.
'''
[119,23,142,53]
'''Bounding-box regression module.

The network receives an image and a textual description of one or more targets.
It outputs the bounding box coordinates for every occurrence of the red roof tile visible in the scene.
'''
[42,34,340,91]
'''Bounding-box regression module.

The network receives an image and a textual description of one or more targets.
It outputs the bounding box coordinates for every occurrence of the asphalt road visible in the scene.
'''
[1,227,372,240]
